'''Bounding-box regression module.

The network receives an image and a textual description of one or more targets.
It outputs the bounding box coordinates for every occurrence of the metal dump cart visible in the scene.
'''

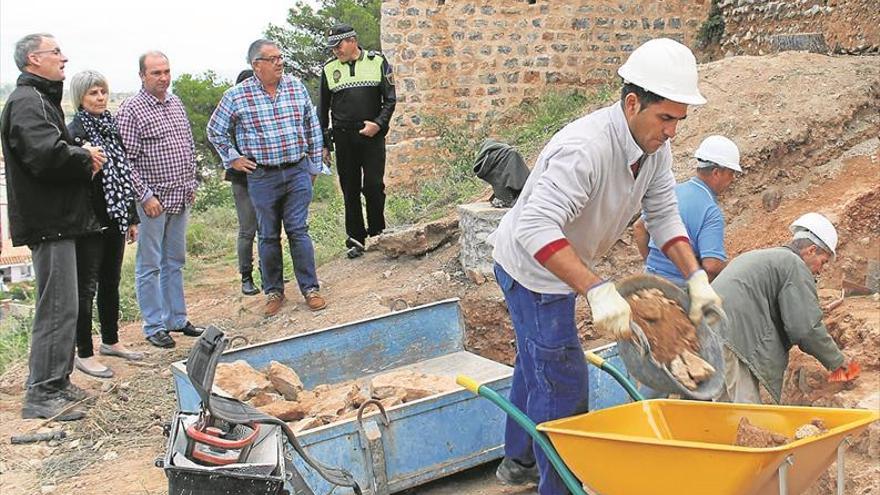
[171,299,650,494]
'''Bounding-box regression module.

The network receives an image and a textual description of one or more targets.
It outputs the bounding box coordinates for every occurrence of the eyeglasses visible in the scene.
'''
[255,55,284,64]
[32,47,63,56]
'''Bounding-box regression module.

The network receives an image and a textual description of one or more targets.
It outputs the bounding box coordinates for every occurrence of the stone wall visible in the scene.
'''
[717,0,880,56]
[380,0,711,184]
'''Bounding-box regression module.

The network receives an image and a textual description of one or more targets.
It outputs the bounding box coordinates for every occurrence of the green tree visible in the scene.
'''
[173,71,231,171]
[266,0,381,95]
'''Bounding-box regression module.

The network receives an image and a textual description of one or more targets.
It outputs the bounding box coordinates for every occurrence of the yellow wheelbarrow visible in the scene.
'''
[457,352,879,495]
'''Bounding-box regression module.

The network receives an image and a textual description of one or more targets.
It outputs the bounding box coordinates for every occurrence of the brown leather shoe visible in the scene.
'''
[305,290,327,311]
[265,292,286,317]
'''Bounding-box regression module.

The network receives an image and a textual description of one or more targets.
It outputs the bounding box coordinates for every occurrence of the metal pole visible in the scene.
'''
[778,455,794,495]
[837,436,851,495]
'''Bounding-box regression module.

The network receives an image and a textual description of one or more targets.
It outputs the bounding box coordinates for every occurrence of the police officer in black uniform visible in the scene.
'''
[320,24,396,258]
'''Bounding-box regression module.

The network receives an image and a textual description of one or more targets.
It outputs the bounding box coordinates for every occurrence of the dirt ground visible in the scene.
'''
[1,52,879,495]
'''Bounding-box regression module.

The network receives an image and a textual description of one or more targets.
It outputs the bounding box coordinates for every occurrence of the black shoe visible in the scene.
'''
[22,395,86,421]
[496,457,539,486]
[169,321,204,337]
[346,246,364,259]
[59,382,91,402]
[241,274,260,296]
[345,237,366,251]
[146,330,176,348]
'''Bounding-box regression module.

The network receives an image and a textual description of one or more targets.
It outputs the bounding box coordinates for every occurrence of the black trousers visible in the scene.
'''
[333,129,386,245]
[75,228,126,358]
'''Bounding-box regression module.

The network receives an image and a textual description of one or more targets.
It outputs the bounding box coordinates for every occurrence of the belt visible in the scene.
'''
[255,156,306,169]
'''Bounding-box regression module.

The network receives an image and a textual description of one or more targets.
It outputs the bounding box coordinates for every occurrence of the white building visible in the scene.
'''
[0,156,34,287]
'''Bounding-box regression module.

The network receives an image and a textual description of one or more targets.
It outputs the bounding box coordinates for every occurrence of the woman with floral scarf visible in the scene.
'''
[68,70,143,378]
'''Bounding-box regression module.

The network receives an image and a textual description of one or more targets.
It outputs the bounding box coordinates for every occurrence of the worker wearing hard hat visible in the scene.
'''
[633,135,742,285]
[714,213,859,404]
[488,38,723,494]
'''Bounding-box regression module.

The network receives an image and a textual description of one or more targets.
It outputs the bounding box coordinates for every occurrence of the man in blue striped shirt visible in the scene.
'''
[634,135,741,285]
[208,39,326,316]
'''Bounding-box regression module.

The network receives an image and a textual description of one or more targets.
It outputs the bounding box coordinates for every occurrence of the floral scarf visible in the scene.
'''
[75,110,136,233]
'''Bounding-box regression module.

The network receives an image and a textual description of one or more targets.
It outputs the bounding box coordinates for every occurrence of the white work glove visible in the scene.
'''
[686,269,722,325]
[586,281,632,340]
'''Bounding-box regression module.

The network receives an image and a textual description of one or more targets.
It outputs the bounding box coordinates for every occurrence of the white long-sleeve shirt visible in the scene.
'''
[490,101,687,294]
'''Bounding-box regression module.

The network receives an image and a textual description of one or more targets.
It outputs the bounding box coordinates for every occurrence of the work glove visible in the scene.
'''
[828,361,861,383]
[586,281,632,340]
[686,269,723,325]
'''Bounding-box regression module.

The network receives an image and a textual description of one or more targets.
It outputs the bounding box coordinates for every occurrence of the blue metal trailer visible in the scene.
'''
[171,299,646,494]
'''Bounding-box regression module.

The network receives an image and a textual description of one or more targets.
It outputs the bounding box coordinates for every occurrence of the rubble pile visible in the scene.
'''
[625,288,716,390]
[214,361,457,432]
[734,417,827,448]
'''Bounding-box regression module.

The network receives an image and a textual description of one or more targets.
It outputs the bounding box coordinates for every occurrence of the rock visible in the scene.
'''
[266,361,304,401]
[290,417,323,433]
[257,400,307,422]
[248,391,282,407]
[761,188,783,211]
[370,369,457,402]
[735,417,789,447]
[374,217,459,258]
[40,486,56,494]
[794,423,823,439]
[215,360,274,401]
[102,451,119,461]
[681,349,716,383]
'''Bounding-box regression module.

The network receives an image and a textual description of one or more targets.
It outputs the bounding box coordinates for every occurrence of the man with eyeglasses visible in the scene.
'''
[207,39,327,317]
[115,51,203,349]
[1,33,107,421]
[319,24,396,259]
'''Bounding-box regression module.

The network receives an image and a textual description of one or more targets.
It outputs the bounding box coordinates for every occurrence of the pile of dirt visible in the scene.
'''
[734,417,826,448]
[625,288,715,390]
[214,361,457,432]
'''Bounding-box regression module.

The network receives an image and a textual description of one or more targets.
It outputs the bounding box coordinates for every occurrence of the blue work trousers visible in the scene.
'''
[495,263,589,495]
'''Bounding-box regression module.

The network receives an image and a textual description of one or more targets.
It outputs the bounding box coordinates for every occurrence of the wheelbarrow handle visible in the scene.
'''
[455,375,588,495]
[584,352,646,402]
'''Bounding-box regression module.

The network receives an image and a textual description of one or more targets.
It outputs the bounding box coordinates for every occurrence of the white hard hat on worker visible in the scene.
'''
[618,38,706,155]
[694,135,742,172]
[790,213,838,257]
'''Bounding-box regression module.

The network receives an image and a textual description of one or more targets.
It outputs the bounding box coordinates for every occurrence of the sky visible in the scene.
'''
[0,0,296,93]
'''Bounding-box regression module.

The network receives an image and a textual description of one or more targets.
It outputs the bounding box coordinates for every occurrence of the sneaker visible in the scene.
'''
[305,290,327,311]
[265,292,286,317]
[169,321,204,337]
[346,246,364,259]
[99,343,145,361]
[22,395,86,421]
[496,457,539,486]
[59,382,92,402]
[146,330,176,349]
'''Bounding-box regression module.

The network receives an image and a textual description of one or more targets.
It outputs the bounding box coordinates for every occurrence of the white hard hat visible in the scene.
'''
[618,38,706,106]
[790,212,838,257]
[694,135,742,172]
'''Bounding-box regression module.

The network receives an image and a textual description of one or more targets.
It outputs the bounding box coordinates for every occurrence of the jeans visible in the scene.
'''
[28,239,78,400]
[247,162,319,296]
[231,179,258,275]
[135,205,189,337]
[495,263,589,495]
[333,129,386,244]
[75,228,126,357]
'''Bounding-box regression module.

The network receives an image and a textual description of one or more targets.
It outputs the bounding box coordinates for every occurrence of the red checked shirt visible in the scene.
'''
[115,89,197,214]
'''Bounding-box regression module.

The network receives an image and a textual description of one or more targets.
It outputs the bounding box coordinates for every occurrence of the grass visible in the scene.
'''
[0,88,613,371]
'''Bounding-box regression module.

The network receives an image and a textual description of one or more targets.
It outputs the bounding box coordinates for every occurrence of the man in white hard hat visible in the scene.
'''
[489,38,722,494]
[714,212,859,404]
[633,135,741,285]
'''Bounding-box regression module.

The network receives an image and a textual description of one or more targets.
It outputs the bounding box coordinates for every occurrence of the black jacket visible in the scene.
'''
[0,72,100,246]
[68,115,140,231]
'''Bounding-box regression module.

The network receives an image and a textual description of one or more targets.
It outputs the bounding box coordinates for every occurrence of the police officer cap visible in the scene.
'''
[326,24,357,48]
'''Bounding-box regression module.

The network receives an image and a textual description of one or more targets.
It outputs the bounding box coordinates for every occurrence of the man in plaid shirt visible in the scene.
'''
[116,51,203,349]
[207,39,327,317]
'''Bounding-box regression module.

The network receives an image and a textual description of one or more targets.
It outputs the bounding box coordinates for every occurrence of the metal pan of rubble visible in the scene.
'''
[615,274,726,400]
